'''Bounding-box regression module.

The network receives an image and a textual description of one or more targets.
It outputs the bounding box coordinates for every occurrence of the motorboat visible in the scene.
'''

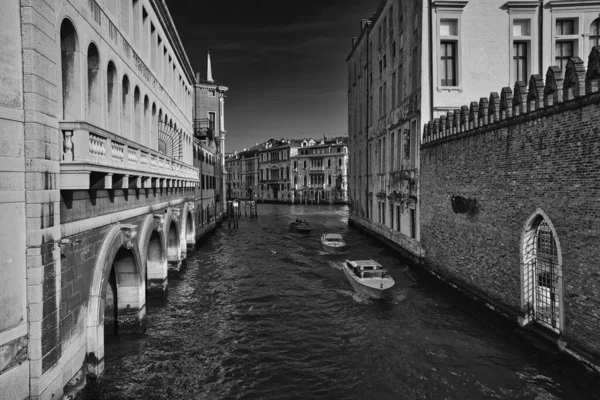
[343,259,395,299]
[289,219,313,233]
[320,233,346,253]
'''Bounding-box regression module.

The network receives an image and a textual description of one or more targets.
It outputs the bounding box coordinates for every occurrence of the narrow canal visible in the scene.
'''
[92,204,594,399]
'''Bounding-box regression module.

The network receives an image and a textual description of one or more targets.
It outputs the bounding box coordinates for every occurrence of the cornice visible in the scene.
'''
[432,0,469,9]
[502,1,541,10]
[546,0,600,7]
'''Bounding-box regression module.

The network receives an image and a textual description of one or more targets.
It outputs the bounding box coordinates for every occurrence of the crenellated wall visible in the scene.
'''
[420,48,600,371]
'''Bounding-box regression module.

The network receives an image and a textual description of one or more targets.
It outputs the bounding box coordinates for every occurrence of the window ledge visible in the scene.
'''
[437,86,463,93]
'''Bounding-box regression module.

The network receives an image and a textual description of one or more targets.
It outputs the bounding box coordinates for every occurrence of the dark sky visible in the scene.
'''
[167,0,380,152]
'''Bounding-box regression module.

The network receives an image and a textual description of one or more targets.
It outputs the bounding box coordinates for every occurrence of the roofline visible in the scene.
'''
[152,0,196,84]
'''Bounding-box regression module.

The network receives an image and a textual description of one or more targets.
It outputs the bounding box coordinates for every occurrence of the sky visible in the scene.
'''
[166,0,380,152]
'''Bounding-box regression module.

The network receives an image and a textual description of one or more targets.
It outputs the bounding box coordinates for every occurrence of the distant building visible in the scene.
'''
[291,136,349,204]
[225,145,260,200]
[194,52,228,220]
[256,138,297,202]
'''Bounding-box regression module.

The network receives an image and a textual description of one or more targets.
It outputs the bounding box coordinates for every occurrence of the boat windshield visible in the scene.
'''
[326,238,343,242]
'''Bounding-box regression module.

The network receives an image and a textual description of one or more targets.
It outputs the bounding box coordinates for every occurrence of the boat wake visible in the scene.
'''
[388,288,409,303]
[335,289,374,305]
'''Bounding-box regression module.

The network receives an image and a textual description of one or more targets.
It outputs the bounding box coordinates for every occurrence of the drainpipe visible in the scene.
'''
[365,27,370,220]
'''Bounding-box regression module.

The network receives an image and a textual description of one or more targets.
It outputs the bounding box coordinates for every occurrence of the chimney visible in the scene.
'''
[207,51,214,83]
[360,19,369,30]
[352,37,358,47]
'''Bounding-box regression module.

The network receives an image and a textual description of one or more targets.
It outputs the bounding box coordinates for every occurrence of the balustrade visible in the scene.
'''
[59,121,199,189]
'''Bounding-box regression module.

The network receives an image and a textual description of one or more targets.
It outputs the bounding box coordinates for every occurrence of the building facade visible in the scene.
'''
[0,1,225,398]
[291,137,349,204]
[194,52,228,223]
[225,145,259,200]
[346,0,600,262]
[257,138,297,202]
[421,48,600,373]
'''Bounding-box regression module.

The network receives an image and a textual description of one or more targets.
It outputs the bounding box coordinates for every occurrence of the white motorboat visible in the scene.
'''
[343,259,395,299]
[321,233,346,253]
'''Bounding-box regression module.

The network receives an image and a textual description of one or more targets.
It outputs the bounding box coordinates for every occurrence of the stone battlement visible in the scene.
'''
[422,46,600,146]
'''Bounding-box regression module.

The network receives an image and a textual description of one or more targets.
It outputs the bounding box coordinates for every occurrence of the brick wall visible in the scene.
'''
[420,52,600,365]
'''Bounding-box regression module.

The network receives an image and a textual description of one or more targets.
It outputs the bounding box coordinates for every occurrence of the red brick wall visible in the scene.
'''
[420,59,600,363]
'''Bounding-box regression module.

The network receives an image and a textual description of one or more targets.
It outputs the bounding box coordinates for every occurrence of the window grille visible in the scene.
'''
[523,218,561,332]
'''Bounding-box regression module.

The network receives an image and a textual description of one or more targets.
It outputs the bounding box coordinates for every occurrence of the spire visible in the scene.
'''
[207,51,214,83]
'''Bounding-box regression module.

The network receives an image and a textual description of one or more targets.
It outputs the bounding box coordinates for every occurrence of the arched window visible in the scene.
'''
[328,174,332,186]
[151,103,157,150]
[121,75,130,138]
[60,19,80,120]
[328,159,331,168]
[303,160,307,169]
[107,61,117,132]
[521,210,563,333]
[87,43,101,125]
[134,86,141,143]
[303,175,307,186]
[591,18,600,47]
[339,158,342,167]
[143,95,149,147]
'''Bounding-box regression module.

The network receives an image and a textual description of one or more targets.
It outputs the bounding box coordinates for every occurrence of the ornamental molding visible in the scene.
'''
[172,209,181,223]
[153,214,164,232]
[120,224,137,250]
[432,0,468,10]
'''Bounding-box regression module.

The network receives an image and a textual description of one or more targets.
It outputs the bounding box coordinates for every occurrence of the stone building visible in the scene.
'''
[0,0,225,398]
[291,136,349,204]
[193,52,228,224]
[225,145,259,200]
[256,138,297,202]
[346,0,600,262]
[420,47,600,374]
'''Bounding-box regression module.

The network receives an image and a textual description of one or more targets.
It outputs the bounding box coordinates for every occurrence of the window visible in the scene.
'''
[555,18,577,70]
[392,72,396,109]
[378,86,383,118]
[383,82,387,114]
[439,19,459,87]
[513,42,528,83]
[590,18,600,47]
[410,208,416,238]
[440,41,456,86]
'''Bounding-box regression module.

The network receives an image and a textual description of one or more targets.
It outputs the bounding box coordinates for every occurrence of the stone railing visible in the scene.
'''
[60,121,199,189]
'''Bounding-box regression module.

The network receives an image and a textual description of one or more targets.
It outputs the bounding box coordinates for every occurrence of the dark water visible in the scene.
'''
[93,204,594,399]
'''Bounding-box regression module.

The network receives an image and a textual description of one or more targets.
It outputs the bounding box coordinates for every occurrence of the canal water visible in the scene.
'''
[92,204,595,399]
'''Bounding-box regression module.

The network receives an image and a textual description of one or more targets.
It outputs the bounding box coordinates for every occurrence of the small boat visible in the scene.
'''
[343,259,395,299]
[321,233,346,253]
[289,219,313,233]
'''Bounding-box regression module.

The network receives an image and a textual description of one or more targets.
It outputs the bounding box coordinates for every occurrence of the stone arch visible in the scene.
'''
[164,208,182,277]
[87,42,102,125]
[106,61,118,132]
[86,224,145,376]
[121,74,131,138]
[138,214,168,299]
[60,18,81,120]
[180,202,196,258]
[520,208,564,334]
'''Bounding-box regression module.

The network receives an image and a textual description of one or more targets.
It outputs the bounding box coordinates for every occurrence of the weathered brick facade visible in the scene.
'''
[420,51,600,370]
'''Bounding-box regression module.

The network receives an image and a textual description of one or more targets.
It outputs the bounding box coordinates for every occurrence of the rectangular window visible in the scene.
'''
[556,19,574,35]
[390,131,396,170]
[378,86,383,118]
[410,208,416,238]
[392,72,396,109]
[383,82,387,114]
[440,41,457,86]
[513,41,528,83]
[555,41,574,71]
[412,47,419,90]
[396,205,401,231]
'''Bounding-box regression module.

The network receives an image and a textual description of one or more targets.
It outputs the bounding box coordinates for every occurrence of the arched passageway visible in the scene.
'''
[167,220,182,277]
[86,225,146,377]
[521,210,563,333]
[147,230,167,298]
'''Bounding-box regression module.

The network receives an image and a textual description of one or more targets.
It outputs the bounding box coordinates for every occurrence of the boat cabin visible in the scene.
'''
[346,260,389,279]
